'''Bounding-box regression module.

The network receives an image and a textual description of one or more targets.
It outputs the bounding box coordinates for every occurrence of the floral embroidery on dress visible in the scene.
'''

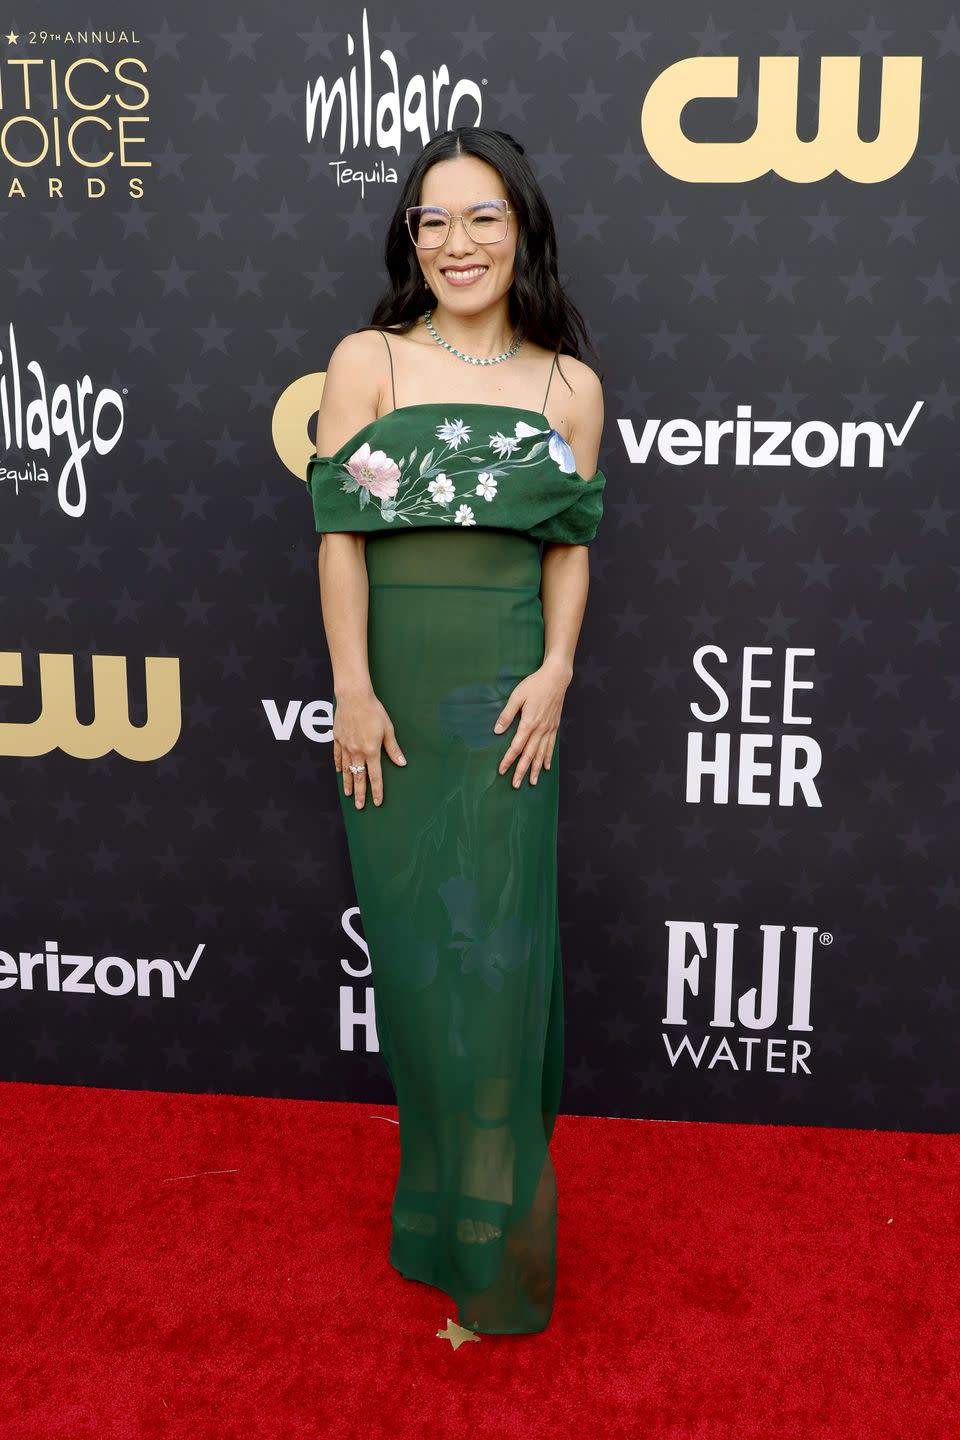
[548,432,578,474]
[332,416,577,525]
[435,417,472,449]
[427,473,455,504]
[344,442,401,500]
[489,431,520,458]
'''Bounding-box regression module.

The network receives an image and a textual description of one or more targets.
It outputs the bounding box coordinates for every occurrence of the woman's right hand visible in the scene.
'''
[332,685,407,809]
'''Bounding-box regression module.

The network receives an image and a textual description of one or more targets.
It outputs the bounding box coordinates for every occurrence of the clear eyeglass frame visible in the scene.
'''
[404,199,514,249]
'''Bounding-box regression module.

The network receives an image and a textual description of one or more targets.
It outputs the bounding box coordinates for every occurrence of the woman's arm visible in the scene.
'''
[540,356,604,677]
[539,546,589,685]
[493,360,604,784]
[317,534,372,700]
[314,331,407,806]
[314,332,381,699]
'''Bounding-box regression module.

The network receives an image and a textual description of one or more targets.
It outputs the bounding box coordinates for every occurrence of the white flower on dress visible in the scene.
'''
[428,472,456,504]
[475,472,497,501]
[453,503,476,525]
[513,420,544,439]
[489,431,520,458]
[435,417,471,449]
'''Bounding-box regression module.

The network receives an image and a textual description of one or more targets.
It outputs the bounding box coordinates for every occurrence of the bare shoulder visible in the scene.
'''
[557,354,604,418]
[556,355,604,478]
[327,326,393,375]
[314,329,390,457]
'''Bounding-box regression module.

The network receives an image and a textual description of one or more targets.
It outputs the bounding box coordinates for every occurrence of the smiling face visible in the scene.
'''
[413,154,518,313]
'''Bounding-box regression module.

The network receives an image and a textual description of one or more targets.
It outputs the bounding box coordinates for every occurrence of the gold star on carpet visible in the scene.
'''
[436,1317,481,1349]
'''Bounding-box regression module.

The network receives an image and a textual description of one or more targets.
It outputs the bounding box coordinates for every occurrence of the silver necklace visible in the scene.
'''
[423,308,523,366]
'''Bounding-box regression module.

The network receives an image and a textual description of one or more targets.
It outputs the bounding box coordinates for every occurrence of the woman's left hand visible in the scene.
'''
[493,656,573,788]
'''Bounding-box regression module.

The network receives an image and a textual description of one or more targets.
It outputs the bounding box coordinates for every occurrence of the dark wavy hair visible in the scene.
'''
[360,126,602,387]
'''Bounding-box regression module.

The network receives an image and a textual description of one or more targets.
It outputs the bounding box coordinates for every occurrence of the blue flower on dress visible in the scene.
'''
[512,418,578,474]
[547,429,578,474]
[435,417,471,449]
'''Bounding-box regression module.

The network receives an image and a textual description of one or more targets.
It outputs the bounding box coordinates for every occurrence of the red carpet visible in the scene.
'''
[0,1080,956,1439]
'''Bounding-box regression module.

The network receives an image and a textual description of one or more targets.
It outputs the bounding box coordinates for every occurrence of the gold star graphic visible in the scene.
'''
[436,1317,481,1350]
[6,31,20,44]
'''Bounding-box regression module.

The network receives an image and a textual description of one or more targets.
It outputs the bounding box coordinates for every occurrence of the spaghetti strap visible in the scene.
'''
[541,350,559,413]
[379,329,398,413]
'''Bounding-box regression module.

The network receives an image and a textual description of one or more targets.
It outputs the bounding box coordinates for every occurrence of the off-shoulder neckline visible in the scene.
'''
[311,402,600,484]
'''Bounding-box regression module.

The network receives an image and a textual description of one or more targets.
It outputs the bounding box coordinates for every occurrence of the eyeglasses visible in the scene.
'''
[405,198,513,249]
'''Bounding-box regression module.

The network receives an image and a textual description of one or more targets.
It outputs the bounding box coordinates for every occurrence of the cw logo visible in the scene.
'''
[641,55,922,183]
[0,652,181,760]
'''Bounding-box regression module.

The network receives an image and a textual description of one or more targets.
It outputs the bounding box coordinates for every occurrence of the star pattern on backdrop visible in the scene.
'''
[5,11,957,1130]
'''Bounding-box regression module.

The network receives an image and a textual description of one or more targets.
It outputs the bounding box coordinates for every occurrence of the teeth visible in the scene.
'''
[445,267,487,278]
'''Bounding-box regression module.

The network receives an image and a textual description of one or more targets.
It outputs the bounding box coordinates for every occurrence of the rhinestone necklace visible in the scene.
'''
[423,308,523,366]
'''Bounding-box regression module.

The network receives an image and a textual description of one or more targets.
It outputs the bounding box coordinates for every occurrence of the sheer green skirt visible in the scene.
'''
[334,527,563,1335]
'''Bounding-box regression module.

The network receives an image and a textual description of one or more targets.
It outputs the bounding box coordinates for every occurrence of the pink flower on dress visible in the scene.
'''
[344,441,401,500]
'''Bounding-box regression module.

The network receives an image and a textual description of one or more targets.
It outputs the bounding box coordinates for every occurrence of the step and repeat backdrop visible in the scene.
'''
[4,2,957,1130]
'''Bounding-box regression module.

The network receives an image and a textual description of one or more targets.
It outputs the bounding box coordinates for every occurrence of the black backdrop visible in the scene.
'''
[4,2,958,1131]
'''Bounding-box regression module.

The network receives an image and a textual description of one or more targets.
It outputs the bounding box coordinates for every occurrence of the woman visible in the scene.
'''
[307,126,606,1336]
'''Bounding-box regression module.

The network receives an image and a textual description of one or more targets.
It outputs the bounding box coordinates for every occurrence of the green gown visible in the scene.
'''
[306,361,606,1334]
